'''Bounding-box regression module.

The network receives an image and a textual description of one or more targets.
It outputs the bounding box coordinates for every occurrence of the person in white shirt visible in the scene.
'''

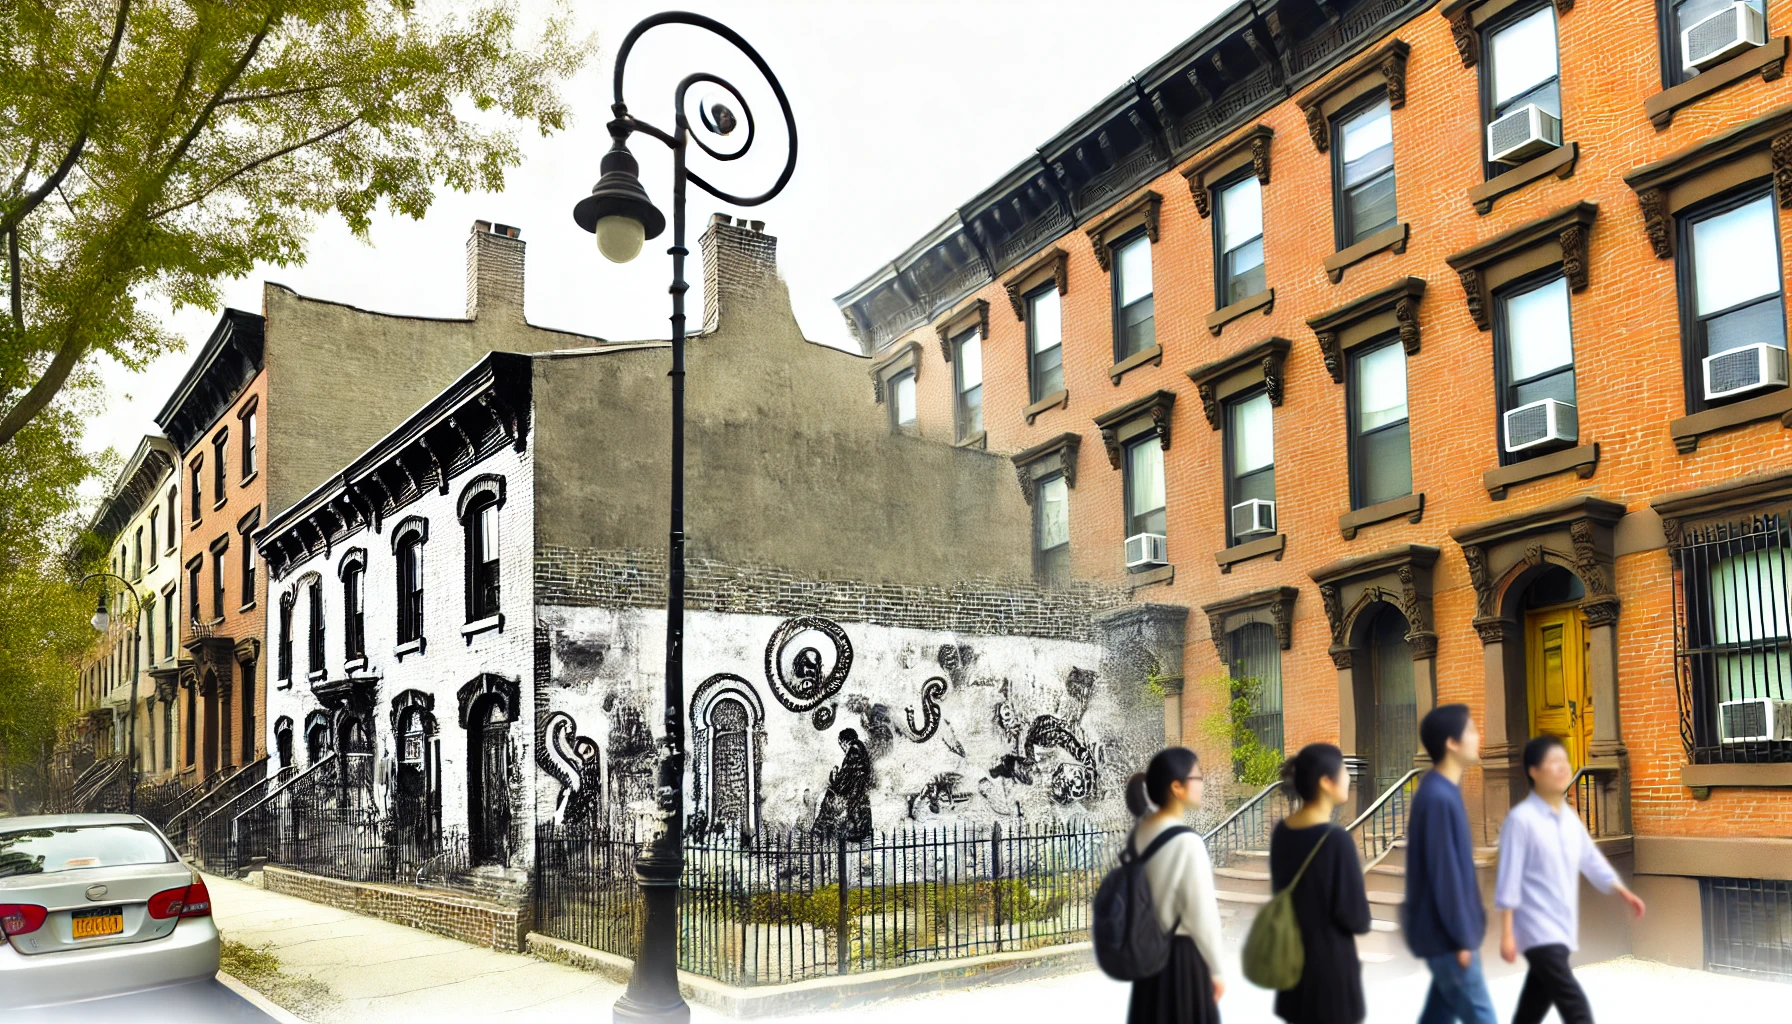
[1495,735,1646,1024]
[1125,746,1226,1024]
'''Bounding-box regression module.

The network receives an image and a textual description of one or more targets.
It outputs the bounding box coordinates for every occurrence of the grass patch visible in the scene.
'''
[219,937,338,1019]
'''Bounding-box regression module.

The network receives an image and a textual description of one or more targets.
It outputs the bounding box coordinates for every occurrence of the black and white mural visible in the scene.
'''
[534,608,1156,833]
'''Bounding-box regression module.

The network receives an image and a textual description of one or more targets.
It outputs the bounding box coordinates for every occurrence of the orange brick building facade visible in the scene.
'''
[840,0,1792,969]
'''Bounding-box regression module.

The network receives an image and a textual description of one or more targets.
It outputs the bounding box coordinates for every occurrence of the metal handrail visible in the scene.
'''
[166,758,266,834]
[1201,780,1288,869]
[238,754,339,820]
[1201,781,1284,841]
[1346,768,1425,868]
[1567,764,1620,838]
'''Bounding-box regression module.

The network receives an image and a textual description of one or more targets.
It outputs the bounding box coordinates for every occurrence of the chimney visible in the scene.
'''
[701,214,779,332]
[466,220,525,321]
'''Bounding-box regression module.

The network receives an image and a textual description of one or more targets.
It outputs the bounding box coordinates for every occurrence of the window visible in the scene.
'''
[211,433,227,502]
[1230,622,1284,756]
[1027,286,1064,402]
[211,548,225,620]
[1675,514,1792,765]
[1495,273,1576,460]
[1124,437,1167,539]
[467,499,500,620]
[1112,232,1156,359]
[1215,175,1265,306]
[241,535,256,605]
[278,594,294,681]
[1034,474,1070,583]
[132,528,143,580]
[187,562,201,623]
[397,536,424,644]
[344,563,365,660]
[1333,95,1397,248]
[1225,390,1276,545]
[889,370,917,431]
[242,410,257,479]
[307,580,325,676]
[1681,190,1786,408]
[146,605,155,668]
[147,511,159,568]
[953,328,983,441]
[1483,5,1560,168]
[1701,877,1792,981]
[162,588,174,660]
[190,463,202,521]
[166,488,178,548]
[1664,0,1769,87]
[1349,340,1412,508]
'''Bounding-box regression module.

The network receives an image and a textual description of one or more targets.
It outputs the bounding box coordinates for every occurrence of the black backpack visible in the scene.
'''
[1093,825,1194,980]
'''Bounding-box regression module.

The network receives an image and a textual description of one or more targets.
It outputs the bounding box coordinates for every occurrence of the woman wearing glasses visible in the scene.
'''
[1125,746,1226,1024]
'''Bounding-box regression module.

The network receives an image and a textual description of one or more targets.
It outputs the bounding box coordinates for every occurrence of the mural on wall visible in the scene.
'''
[688,673,766,837]
[813,728,874,841]
[1026,715,1101,805]
[604,694,656,814]
[843,694,897,757]
[810,704,835,730]
[907,771,972,820]
[904,677,948,743]
[764,616,853,712]
[539,710,604,827]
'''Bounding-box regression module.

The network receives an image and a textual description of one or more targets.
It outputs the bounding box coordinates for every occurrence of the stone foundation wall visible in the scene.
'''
[261,866,527,952]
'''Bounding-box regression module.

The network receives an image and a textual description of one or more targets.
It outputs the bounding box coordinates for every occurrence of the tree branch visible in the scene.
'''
[150,115,361,219]
[217,81,347,106]
[155,7,283,185]
[8,230,21,338]
[0,331,85,449]
[0,0,132,234]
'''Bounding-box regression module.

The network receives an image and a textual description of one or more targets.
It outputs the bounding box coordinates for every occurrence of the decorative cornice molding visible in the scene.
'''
[1011,432,1082,505]
[1201,585,1299,656]
[934,299,989,363]
[1085,191,1163,272]
[1306,276,1428,383]
[1444,203,1598,330]
[1001,247,1069,321]
[1296,39,1411,153]
[1625,104,1792,260]
[868,340,921,404]
[1440,0,1575,70]
[1185,336,1291,430]
[1652,466,1792,547]
[1310,543,1441,663]
[1093,389,1177,470]
[1180,125,1274,218]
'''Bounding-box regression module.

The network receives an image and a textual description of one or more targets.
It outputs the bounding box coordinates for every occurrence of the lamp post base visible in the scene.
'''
[612,994,691,1024]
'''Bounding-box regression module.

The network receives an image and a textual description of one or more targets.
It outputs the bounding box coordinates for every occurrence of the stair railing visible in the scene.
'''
[1568,765,1623,838]
[165,758,267,843]
[1201,781,1289,869]
[1346,768,1424,869]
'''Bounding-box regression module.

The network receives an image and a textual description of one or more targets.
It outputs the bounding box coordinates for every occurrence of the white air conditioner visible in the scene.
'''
[1124,532,1168,569]
[1703,342,1790,401]
[1503,398,1578,453]
[1231,499,1276,539]
[1683,2,1767,73]
[1719,698,1792,743]
[1487,104,1562,165]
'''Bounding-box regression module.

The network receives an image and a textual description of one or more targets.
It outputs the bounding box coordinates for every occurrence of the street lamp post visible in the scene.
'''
[570,12,796,1024]
[83,572,147,815]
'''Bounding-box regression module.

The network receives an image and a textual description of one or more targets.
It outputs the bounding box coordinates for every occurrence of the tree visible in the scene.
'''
[0,0,593,448]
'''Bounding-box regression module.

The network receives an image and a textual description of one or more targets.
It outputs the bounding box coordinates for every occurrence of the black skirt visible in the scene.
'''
[1128,935,1220,1024]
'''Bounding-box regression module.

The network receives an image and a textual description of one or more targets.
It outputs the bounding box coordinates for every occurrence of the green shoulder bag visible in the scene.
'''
[1241,826,1330,991]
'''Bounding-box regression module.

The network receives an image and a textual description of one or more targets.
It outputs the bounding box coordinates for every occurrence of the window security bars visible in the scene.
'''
[1702,876,1792,982]
[1671,509,1792,765]
[535,819,1122,987]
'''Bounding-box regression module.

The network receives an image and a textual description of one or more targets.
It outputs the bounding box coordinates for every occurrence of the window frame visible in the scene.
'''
[1477,2,1562,179]
[209,541,226,621]
[306,578,325,678]
[465,497,501,622]
[1223,386,1277,547]
[343,562,366,661]
[1122,435,1168,541]
[1211,170,1267,309]
[241,408,257,481]
[1025,283,1065,404]
[887,368,918,433]
[1659,0,1771,88]
[1492,268,1578,465]
[189,461,203,523]
[1676,184,1788,414]
[1109,227,1156,363]
[396,535,425,645]
[211,430,227,506]
[277,591,294,681]
[1330,90,1399,251]
[1033,471,1071,584]
[1346,336,1414,511]
[951,326,983,443]
[161,585,175,660]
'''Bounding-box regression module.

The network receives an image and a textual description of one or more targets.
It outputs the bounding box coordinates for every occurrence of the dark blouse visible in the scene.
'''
[1268,821,1373,1024]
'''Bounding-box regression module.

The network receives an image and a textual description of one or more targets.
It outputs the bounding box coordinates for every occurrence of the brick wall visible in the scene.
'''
[261,866,527,951]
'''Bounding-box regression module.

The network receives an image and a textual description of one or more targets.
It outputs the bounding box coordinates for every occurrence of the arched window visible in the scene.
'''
[307,578,325,677]
[305,714,331,765]
[466,497,500,620]
[277,592,294,681]
[274,717,294,770]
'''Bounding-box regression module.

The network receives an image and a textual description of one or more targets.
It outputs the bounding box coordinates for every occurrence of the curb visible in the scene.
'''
[217,971,310,1024]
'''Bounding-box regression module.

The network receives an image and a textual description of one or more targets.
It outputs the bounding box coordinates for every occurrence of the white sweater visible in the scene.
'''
[1133,816,1227,981]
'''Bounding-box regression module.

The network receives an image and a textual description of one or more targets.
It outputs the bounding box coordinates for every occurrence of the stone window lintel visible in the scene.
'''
[1180,125,1274,217]
[1653,465,1792,549]
[1093,389,1177,470]
[1307,276,1427,384]
[1440,0,1576,70]
[1187,336,1291,430]
[1086,191,1163,272]
[1309,542,1442,664]
[934,299,990,362]
[1011,432,1081,505]
[869,340,921,404]
[1002,247,1069,321]
[1624,102,1792,260]
[1296,38,1411,153]
[1201,584,1298,653]
[1444,201,1597,330]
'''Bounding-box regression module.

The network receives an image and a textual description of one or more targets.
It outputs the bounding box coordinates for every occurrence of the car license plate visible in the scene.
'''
[71,906,123,940]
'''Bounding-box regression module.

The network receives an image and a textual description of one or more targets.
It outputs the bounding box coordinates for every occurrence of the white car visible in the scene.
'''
[0,813,221,1009]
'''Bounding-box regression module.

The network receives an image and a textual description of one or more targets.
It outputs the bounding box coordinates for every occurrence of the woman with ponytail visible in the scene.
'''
[1127,747,1225,1024]
[1266,744,1372,1023]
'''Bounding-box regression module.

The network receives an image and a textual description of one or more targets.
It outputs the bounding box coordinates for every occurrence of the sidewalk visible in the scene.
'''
[209,872,1788,1023]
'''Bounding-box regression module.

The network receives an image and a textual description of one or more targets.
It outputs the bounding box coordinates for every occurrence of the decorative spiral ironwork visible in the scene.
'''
[611,12,798,209]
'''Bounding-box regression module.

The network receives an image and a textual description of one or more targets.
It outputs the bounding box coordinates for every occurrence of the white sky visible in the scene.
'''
[82,0,1232,493]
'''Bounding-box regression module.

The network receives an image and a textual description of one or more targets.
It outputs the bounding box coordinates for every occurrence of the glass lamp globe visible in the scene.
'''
[596,215,646,264]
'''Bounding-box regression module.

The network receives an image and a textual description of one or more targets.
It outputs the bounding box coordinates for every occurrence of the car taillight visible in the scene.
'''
[0,903,47,937]
[147,878,212,921]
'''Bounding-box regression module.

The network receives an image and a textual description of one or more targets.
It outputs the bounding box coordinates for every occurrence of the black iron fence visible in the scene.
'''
[237,806,479,891]
[535,818,1123,986]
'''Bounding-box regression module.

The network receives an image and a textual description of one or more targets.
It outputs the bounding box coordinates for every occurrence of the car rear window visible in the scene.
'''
[0,825,175,877]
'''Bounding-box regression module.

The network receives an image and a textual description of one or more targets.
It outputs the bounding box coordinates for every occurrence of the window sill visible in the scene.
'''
[1128,563,1174,591]
[953,430,988,450]
[1339,492,1424,540]
[1214,533,1285,573]
[1468,142,1578,216]
[344,656,368,674]
[276,679,292,691]
[395,637,427,660]
[1670,387,1792,453]
[462,613,504,642]
[1324,223,1408,284]
[1682,762,1792,796]
[1204,288,1275,337]
[1107,344,1164,385]
[212,499,227,512]
[239,470,259,488]
[1483,442,1599,500]
[306,669,327,683]
[1646,37,1788,129]
[238,600,256,613]
[1023,389,1070,425]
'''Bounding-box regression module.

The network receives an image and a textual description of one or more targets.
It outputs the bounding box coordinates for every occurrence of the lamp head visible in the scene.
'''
[573,122,666,264]
[90,592,109,633]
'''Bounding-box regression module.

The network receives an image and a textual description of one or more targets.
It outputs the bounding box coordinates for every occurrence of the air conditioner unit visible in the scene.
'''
[1124,532,1167,569]
[1719,698,1792,743]
[1683,2,1767,73]
[1487,104,1562,165]
[1230,499,1276,539]
[1503,398,1578,453]
[1703,342,1790,401]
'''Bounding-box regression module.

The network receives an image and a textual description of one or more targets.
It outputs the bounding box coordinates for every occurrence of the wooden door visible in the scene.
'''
[469,701,511,866]
[1525,606,1593,770]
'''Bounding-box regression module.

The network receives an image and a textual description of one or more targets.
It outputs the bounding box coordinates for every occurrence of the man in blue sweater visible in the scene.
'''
[1403,703,1496,1024]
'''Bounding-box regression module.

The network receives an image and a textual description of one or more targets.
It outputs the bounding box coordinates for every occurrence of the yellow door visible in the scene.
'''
[1525,607,1592,771]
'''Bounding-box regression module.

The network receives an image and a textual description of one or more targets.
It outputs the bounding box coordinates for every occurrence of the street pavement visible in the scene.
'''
[10,979,281,1024]
[205,872,1789,1022]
